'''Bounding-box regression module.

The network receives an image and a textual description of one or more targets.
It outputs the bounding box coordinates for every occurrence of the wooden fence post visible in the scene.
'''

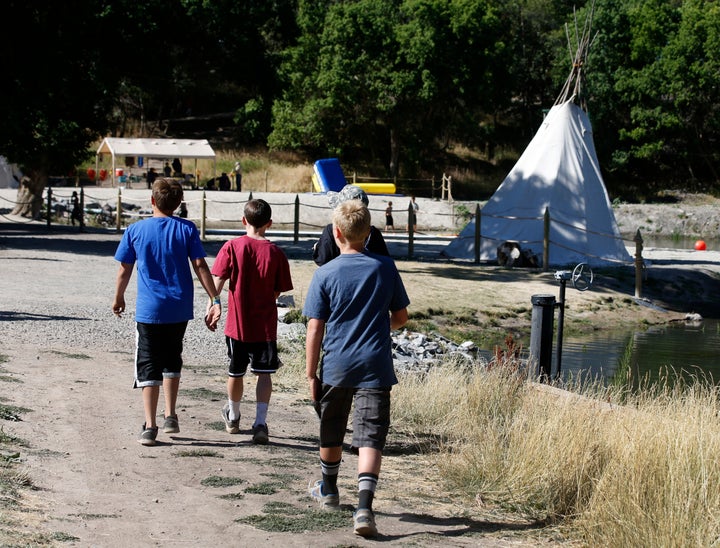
[294,194,300,243]
[474,203,481,264]
[116,188,122,232]
[200,191,207,240]
[407,201,414,259]
[634,229,644,298]
[543,207,550,271]
[80,188,85,232]
[46,187,52,227]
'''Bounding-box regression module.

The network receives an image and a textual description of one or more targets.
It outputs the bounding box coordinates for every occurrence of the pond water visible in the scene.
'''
[550,319,720,386]
[477,319,720,387]
[475,237,720,387]
[552,238,720,386]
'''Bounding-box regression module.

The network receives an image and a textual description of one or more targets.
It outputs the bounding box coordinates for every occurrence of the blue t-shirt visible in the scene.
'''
[114,216,207,324]
[303,252,410,388]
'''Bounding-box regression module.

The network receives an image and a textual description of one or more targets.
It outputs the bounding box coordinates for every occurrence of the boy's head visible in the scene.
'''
[244,199,272,228]
[332,200,370,244]
[152,178,183,212]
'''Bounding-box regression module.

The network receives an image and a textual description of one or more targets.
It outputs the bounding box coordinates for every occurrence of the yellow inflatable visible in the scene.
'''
[354,182,396,194]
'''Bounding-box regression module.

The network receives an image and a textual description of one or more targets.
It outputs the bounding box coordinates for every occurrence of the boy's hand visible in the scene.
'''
[308,376,321,417]
[205,299,221,331]
[112,298,125,317]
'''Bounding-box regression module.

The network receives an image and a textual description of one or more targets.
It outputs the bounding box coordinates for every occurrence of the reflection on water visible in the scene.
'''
[641,236,720,251]
[552,319,720,386]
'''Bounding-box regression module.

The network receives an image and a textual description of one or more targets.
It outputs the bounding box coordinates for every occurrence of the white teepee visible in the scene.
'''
[442,4,631,267]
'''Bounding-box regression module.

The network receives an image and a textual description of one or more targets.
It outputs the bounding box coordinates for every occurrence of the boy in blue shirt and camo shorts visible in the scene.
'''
[303,199,409,537]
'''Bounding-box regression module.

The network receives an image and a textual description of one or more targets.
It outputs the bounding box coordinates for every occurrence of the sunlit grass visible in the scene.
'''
[392,358,720,545]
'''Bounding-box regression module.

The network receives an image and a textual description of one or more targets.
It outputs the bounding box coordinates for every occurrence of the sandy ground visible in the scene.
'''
[1,204,720,547]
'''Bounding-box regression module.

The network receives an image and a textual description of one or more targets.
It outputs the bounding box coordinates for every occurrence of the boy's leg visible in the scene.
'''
[254,373,272,427]
[142,386,160,428]
[351,387,390,536]
[309,386,353,506]
[224,337,249,424]
[226,376,243,420]
[163,376,180,418]
[357,448,382,510]
[319,446,343,493]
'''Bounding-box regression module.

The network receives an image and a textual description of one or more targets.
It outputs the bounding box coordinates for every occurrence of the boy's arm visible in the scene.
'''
[112,262,133,317]
[390,307,408,331]
[191,258,222,330]
[305,318,326,403]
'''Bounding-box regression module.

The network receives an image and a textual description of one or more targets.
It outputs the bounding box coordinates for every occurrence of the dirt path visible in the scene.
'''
[0,226,557,547]
[2,221,719,546]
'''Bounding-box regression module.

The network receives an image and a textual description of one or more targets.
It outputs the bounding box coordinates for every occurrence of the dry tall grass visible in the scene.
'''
[205,150,312,193]
[392,362,720,546]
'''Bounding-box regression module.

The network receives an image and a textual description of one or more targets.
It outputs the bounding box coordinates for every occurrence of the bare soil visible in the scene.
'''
[1,214,719,547]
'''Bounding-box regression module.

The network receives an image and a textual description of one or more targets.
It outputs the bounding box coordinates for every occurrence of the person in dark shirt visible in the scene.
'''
[146,167,158,189]
[312,185,389,266]
[218,172,231,191]
[172,158,182,176]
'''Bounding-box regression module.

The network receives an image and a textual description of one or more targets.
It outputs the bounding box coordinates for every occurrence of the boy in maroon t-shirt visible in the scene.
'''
[210,199,293,444]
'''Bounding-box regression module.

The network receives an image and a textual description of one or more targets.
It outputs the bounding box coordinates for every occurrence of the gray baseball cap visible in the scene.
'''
[327,185,369,208]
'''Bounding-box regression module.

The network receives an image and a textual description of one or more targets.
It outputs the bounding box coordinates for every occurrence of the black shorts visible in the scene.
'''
[225,337,280,377]
[134,321,188,388]
[317,385,391,451]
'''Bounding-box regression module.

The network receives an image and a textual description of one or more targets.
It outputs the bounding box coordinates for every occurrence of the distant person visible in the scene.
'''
[211,199,293,444]
[407,196,419,232]
[205,178,216,191]
[112,178,220,446]
[218,172,231,191]
[70,191,82,226]
[304,199,409,538]
[146,167,158,189]
[234,161,242,192]
[385,201,394,232]
[163,162,172,177]
[172,158,182,176]
[177,201,188,218]
[312,185,389,266]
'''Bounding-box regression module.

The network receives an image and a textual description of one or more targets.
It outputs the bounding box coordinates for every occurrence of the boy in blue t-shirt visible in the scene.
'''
[112,179,220,446]
[303,199,409,538]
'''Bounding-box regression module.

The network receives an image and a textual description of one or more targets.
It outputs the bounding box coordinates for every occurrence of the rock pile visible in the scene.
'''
[278,302,485,374]
[391,330,484,373]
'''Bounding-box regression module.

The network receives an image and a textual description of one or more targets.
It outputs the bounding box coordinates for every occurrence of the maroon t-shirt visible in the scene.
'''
[211,236,293,342]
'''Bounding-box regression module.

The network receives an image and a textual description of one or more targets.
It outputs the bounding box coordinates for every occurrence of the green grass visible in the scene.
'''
[175,449,224,458]
[201,475,245,488]
[236,501,349,533]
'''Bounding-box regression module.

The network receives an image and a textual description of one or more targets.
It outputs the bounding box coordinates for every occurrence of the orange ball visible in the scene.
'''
[694,240,707,251]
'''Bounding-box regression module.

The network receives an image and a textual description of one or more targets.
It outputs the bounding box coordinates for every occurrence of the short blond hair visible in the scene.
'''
[332,200,370,244]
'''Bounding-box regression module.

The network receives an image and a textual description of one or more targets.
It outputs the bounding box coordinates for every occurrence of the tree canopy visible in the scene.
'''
[2,0,720,199]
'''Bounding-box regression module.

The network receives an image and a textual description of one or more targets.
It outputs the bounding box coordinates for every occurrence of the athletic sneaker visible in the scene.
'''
[138,424,158,446]
[308,479,340,509]
[252,423,269,445]
[163,415,179,434]
[353,508,378,537]
[221,404,240,434]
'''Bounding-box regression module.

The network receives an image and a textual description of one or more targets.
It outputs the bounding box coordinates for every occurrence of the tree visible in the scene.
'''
[0,1,123,216]
[269,0,509,177]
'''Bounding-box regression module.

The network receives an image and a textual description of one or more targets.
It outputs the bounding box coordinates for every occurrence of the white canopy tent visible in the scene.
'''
[95,137,216,187]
